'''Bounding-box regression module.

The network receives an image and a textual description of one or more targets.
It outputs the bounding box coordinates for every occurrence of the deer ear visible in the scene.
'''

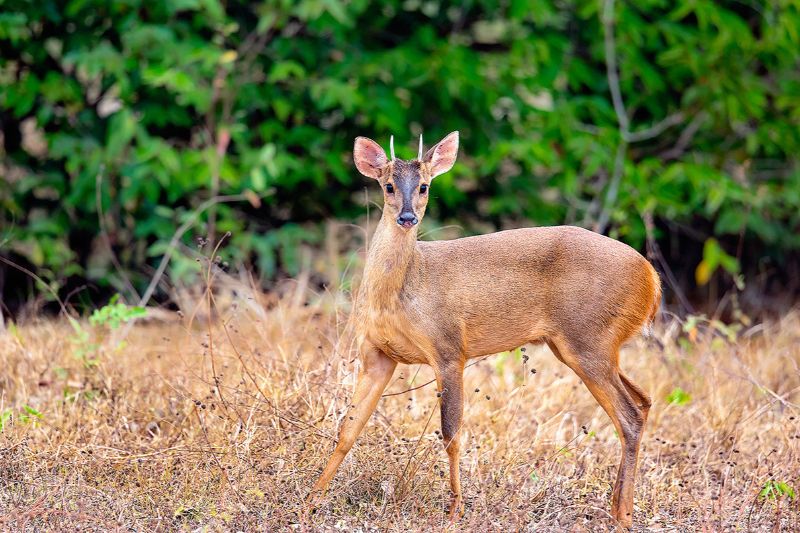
[353,136,388,180]
[423,131,459,178]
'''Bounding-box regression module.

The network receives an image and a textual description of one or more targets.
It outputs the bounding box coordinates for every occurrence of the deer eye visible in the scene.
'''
[385,183,394,193]
[420,184,428,194]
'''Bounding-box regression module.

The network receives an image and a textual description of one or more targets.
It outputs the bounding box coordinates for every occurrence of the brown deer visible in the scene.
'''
[310,132,660,528]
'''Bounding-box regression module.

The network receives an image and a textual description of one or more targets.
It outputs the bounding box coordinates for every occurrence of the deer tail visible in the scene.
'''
[643,264,662,337]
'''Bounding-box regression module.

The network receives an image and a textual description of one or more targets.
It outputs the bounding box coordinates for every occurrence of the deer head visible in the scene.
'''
[353,132,459,230]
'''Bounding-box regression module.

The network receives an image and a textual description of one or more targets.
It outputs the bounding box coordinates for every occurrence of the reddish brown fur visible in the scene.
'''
[310,133,661,529]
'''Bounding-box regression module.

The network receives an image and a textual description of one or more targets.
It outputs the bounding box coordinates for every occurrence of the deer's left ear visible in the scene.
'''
[423,131,459,178]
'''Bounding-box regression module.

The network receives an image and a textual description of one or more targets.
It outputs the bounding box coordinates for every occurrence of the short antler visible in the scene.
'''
[418,134,423,160]
[389,135,395,161]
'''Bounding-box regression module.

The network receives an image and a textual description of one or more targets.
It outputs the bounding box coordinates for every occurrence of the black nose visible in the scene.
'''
[396,213,418,228]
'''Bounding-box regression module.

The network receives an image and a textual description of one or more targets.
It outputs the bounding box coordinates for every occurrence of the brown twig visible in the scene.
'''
[137,194,247,308]
[382,355,492,398]
[660,111,708,161]
[643,211,695,314]
[95,167,140,301]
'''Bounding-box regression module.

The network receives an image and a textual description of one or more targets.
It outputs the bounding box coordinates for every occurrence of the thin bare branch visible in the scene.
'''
[602,0,629,136]
[596,0,628,235]
[660,111,709,160]
[95,168,140,301]
[137,194,248,308]
[627,112,686,143]
[595,141,627,234]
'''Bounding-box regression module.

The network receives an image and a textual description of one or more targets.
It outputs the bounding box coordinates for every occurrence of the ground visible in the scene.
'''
[0,289,798,531]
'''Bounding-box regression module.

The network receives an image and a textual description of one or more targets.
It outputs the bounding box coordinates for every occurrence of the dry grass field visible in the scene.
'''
[1,278,799,531]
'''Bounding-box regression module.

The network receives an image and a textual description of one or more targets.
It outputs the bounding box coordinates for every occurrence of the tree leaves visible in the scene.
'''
[696,238,740,286]
[1,0,799,302]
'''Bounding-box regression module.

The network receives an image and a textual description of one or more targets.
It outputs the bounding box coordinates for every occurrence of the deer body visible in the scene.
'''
[310,132,660,529]
[361,223,659,363]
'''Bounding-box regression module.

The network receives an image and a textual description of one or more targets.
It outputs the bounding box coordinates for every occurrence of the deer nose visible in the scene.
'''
[396,213,418,228]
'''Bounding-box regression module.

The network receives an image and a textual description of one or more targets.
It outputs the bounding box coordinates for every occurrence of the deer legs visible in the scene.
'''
[310,346,396,499]
[547,340,650,529]
[434,360,465,521]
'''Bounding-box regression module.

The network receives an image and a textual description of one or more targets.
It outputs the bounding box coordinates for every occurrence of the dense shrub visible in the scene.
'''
[1,0,799,306]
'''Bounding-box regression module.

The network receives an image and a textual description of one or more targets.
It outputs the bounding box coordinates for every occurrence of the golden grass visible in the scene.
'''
[1,284,799,531]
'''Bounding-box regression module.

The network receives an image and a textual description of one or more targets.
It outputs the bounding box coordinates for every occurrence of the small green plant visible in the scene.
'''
[0,409,11,431]
[68,295,147,368]
[681,313,743,348]
[760,480,796,501]
[68,318,100,368]
[89,294,147,329]
[0,405,43,431]
[695,238,741,287]
[666,387,692,406]
[19,405,43,424]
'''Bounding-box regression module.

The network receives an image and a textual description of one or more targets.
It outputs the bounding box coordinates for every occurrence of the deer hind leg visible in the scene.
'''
[547,339,649,529]
[309,345,396,501]
[434,359,465,521]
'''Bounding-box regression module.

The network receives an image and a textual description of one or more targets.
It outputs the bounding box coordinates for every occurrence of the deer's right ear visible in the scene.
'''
[423,131,459,178]
[353,137,388,180]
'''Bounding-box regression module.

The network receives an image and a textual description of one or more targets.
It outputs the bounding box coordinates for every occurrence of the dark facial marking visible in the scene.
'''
[391,160,422,227]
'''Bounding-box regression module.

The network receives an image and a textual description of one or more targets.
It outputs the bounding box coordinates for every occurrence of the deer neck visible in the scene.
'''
[362,213,420,310]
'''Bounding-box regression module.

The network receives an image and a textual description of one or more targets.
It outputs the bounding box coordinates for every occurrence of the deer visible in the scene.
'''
[309,131,661,529]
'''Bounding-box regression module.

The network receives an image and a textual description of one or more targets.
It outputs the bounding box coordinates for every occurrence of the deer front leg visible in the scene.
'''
[435,359,465,521]
[309,345,396,502]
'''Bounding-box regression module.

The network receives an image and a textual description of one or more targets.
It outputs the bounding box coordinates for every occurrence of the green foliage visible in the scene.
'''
[20,405,42,423]
[89,294,147,329]
[666,387,691,406]
[1,1,799,301]
[0,405,43,431]
[67,294,143,367]
[68,318,101,368]
[681,313,743,346]
[695,238,740,287]
[760,480,796,501]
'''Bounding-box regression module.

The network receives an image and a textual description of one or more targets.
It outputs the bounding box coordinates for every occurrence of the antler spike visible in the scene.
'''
[418,134,423,160]
[389,135,395,161]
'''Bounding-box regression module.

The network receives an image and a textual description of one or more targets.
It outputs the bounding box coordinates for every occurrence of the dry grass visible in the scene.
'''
[1,281,799,531]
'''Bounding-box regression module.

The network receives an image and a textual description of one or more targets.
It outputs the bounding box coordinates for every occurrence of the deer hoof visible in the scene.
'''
[614,510,633,529]
[447,493,464,522]
[305,488,326,512]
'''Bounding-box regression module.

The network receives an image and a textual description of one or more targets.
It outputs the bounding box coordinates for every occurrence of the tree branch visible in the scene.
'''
[603,0,629,136]
[627,112,685,143]
[596,0,628,235]
[137,194,248,308]
[660,111,708,160]
[96,168,140,301]
[595,142,627,234]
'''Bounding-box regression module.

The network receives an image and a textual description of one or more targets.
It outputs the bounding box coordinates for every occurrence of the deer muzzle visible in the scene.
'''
[397,212,418,228]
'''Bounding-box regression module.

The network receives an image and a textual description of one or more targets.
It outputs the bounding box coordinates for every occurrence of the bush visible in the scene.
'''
[1,0,799,306]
